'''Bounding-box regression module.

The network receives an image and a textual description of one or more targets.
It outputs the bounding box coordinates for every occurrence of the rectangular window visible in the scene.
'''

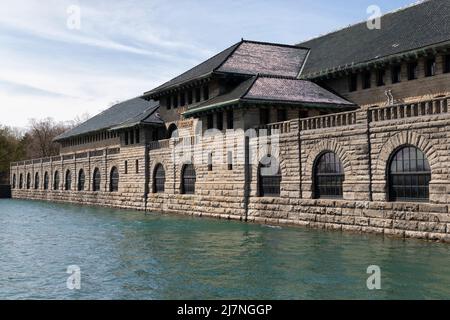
[173,95,178,108]
[195,88,201,102]
[130,130,134,144]
[207,152,213,172]
[166,97,171,110]
[135,160,139,174]
[260,109,270,125]
[362,71,371,89]
[227,151,233,171]
[349,74,357,92]
[391,65,401,84]
[299,110,308,118]
[376,69,385,86]
[444,54,450,74]
[207,114,214,129]
[203,85,209,100]
[125,161,128,174]
[135,129,140,144]
[124,132,129,145]
[407,62,418,80]
[425,57,436,77]
[226,110,234,129]
[216,112,223,131]
[188,90,193,104]
[277,109,287,122]
[180,92,186,106]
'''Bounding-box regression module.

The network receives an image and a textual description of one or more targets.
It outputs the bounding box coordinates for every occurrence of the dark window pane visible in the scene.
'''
[154,164,166,193]
[314,152,344,199]
[259,156,281,197]
[388,146,430,202]
[110,167,119,192]
[181,164,196,195]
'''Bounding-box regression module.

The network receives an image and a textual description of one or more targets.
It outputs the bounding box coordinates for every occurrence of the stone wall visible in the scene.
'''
[11,96,450,242]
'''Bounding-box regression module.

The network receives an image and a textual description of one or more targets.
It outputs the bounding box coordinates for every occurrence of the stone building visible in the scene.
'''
[11,0,450,242]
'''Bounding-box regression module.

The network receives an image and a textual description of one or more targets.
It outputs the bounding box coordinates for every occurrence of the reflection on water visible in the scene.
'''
[0,199,449,300]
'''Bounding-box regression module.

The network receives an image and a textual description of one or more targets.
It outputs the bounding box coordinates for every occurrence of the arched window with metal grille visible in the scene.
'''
[78,169,85,191]
[181,164,196,195]
[388,146,431,202]
[109,167,119,192]
[153,164,166,193]
[44,172,49,190]
[93,168,101,192]
[53,171,60,190]
[19,174,23,189]
[65,170,72,191]
[258,155,281,197]
[26,173,31,189]
[34,172,40,190]
[314,151,344,199]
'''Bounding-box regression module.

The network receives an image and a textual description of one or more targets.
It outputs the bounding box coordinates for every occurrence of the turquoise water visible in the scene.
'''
[0,199,449,300]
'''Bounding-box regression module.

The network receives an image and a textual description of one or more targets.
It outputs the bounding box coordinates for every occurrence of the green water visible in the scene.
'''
[0,199,449,300]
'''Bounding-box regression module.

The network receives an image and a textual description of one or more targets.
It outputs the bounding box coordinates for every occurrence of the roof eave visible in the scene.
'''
[301,40,450,80]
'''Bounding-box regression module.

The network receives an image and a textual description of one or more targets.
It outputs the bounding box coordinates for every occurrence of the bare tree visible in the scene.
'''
[24,118,68,158]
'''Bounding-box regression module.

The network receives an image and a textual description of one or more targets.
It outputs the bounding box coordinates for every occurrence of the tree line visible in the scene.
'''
[0,116,87,185]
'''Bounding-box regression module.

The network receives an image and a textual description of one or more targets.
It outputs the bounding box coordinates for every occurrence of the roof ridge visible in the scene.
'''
[213,39,244,72]
[298,0,431,45]
[256,73,301,80]
[145,41,242,95]
[241,39,310,50]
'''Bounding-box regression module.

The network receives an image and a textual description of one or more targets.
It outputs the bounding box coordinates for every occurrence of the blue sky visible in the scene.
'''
[0,0,415,127]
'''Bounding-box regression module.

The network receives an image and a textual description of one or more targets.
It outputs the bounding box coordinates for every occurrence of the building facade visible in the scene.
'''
[11,0,450,242]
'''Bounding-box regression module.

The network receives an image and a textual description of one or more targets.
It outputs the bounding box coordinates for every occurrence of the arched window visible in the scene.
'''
[153,164,166,193]
[26,173,31,189]
[167,123,179,139]
[65,170,72,191]
[314,151,344,199]
[181,164,196,194]
[109,167,119,192]
[93,168,101,192]
[53,171,60,190]
[78,169,85,191]
[34,173,40,190]
[388,146,431,202]
[258,155,281,197]
[19,174,23,189]
[44,172,49,190]
[12,174,16,189]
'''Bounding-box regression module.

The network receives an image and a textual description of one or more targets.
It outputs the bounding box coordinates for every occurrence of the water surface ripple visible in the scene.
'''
[0,199,449,299]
